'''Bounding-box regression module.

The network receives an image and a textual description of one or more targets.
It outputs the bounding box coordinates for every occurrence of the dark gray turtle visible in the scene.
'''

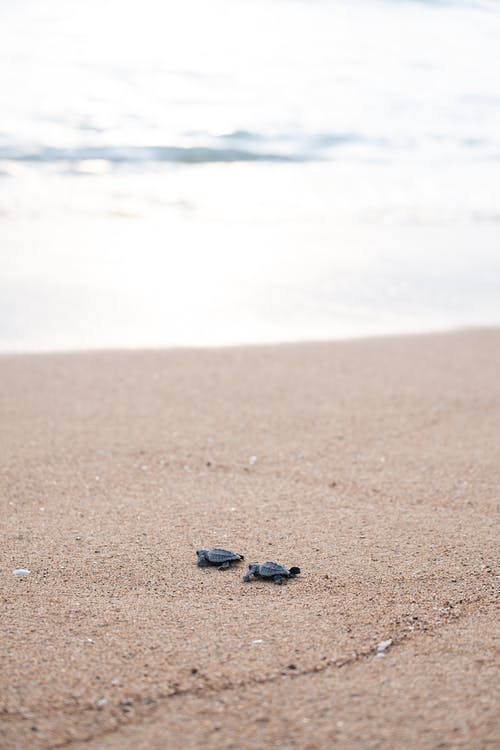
[243,561,301,585]
[196,548,244,570]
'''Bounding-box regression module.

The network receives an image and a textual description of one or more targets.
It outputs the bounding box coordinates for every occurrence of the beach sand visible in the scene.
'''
[1,330,498,749]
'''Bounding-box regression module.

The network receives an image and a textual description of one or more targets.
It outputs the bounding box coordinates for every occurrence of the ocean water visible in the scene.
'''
[1,0,500,351]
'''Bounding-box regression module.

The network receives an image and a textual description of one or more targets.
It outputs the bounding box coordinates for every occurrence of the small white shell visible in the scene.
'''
[376,638,393,655]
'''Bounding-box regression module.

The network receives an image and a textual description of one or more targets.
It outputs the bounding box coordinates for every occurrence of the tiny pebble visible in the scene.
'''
[249,455,258,465]
[95,697,107,709]
[251,639,263,644]
[13,569,30,576]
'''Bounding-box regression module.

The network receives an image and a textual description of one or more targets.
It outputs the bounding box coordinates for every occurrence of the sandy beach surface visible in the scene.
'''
[1,330,499,749]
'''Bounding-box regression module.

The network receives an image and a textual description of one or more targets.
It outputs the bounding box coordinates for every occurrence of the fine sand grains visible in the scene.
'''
[1,331,499,749]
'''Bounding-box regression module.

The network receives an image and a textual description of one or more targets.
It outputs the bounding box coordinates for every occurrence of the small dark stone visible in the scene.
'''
[191,668,198,674]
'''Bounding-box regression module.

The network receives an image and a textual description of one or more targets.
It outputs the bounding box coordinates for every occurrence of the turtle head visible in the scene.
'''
[243,563,260,582]
[289,566,301,575]
[196,549,208,560]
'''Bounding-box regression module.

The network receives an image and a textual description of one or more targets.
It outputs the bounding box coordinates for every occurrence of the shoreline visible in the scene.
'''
[1,329,498,749]
[0,324,498,357]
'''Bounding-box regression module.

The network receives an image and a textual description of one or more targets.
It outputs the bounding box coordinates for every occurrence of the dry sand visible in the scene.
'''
[1,330,499,749]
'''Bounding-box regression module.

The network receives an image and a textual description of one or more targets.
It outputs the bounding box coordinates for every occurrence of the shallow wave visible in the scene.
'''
[0,145,306,165]
[0,130,369,165]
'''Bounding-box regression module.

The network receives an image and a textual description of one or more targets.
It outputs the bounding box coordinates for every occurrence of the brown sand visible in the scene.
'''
[1,330,499,749]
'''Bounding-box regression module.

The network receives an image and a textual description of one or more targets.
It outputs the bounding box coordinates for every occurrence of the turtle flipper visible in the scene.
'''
[217,561,230,570]
[273,575,285,585]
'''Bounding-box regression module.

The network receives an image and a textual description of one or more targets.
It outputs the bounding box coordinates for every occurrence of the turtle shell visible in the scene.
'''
[206,548,243,563]
[258,561,290,578]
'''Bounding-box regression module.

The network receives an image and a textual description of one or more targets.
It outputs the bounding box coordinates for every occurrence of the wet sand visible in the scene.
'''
[1,330,499,749]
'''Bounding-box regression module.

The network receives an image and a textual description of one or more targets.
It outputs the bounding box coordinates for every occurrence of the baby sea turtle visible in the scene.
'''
[243,561,301,585]
[196,548,244,570]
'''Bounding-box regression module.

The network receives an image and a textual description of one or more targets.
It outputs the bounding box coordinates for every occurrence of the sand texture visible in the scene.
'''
[1,330,499,749]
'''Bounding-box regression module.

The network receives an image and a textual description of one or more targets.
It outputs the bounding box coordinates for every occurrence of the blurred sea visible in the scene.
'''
[1,0,500,351]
